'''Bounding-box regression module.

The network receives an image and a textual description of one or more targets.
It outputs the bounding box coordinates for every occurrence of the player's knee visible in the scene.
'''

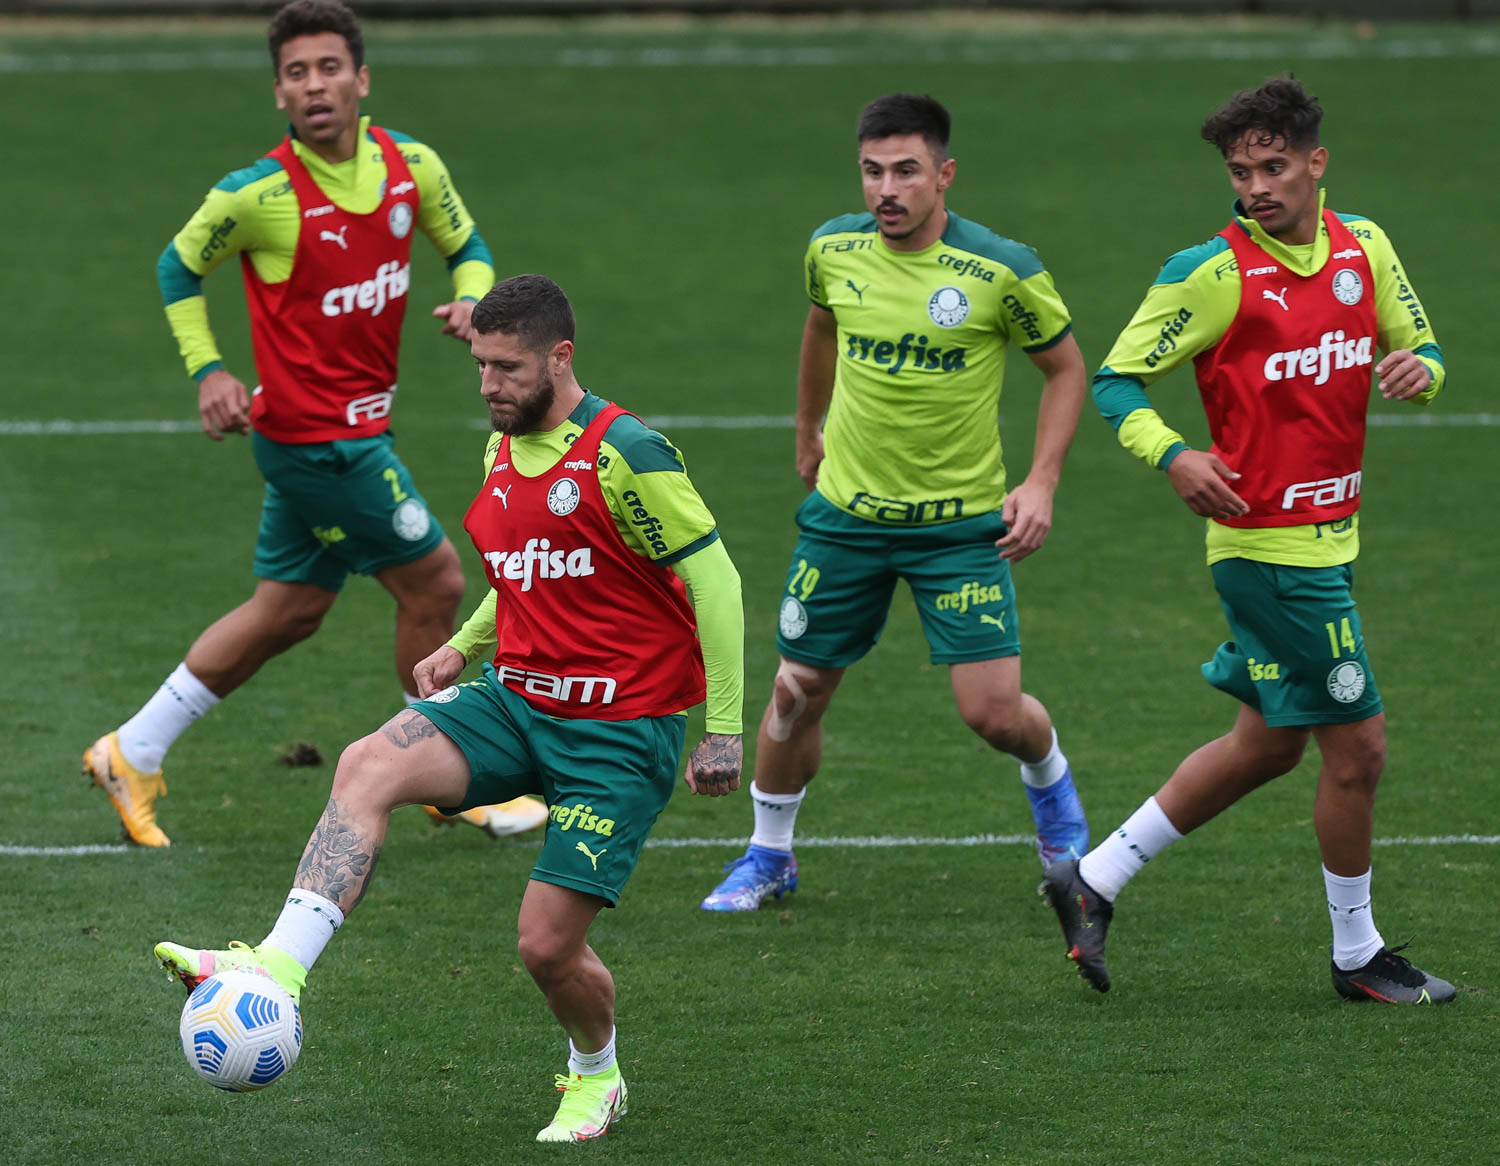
[425,550,468,617]
[764,660,833,743]
[516,927,573,986]
[1260,737,1309,780]
[330,733,401,808]
[395,544,466,622]
[262,603,328,652]
[1323,739,1385,796]
[958,698,1024,751]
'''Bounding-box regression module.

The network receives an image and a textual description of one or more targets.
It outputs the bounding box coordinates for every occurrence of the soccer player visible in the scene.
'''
[1042,77,1455,1004]
[83,0,543,846]
[155,274,746,1141]
[701,93,1090,912]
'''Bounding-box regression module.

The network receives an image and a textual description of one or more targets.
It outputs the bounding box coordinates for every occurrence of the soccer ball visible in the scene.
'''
[178,968,302,1092]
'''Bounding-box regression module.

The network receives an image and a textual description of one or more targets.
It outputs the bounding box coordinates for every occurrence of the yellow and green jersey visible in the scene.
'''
[447,392,745,735]
[1093,192,1445,568]
[805,210,1073,525]
[157,115,494,382]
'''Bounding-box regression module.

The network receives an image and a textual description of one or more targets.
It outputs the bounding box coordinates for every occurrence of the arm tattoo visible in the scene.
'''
[380,709,444,750]
[295,798,382,913]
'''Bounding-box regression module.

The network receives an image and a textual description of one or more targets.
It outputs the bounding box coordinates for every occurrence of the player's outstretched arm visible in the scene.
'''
[795,304,838,491]
[197,368,251,441]
[998,333,1088,562]
[684,732,743,797]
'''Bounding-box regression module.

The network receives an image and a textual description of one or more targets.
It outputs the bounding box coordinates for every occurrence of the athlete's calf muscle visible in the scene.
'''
[295,797,382,913]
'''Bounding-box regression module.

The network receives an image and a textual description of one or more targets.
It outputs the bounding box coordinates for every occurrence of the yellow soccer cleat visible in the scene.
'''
[536,1068,628,1143]
[423,797,548,839]
[83,732,169,848]
[154,939,305,1005]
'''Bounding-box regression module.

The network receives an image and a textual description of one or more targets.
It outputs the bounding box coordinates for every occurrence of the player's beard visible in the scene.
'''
[491,367,556,436]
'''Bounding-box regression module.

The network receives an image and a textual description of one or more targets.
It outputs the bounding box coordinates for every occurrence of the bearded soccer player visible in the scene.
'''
[83,0,543,845]
[1042,77,1454,1004]
[701,93,1090,912]
[155,274,746,1141]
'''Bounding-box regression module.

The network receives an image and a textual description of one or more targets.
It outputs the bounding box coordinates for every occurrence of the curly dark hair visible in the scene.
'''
[1201,77,1322,155]
[472,275,577,353]
[268,0,364,74]
[857,93,951,161]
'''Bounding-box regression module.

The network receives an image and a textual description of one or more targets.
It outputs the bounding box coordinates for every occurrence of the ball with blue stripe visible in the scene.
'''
[177,968,302,1092]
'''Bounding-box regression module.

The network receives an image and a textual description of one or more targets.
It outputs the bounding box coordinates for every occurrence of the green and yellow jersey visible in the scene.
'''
[157,115,494,382]
[1093,192,1445,568]
[447,392,744,735]
[806,210,1073,525]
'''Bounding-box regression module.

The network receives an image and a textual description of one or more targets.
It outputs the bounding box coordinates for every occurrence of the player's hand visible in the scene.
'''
[198,369,251,441]
[684,732,742,797]
[1166,450,1249,519]
[432,300,476,342]
[1375,349,1432,401]
[996,478,1055,563]
[412,645,466,698]
[795,431,825,492]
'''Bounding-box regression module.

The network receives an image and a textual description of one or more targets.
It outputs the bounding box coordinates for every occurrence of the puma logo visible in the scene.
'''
[846,280,869,304]
[319,225,349,250]
[491,485,512,508]
[979,613,1007,632]
[1262,287,1289,312]
[576,841,607,870]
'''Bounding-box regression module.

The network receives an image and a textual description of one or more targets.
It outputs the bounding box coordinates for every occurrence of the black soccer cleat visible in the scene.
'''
[1331,941,1457,1004]
[1041,858,1113,993]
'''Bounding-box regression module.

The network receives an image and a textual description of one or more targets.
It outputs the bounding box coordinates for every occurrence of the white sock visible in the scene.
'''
[748,782,804,852]
[117,663,220,772]
[260,890,345,972]
[568,1028,617,1076]
[1019,727,1069,789]
[1078,796,1183,902]
[1325,866,1385,971]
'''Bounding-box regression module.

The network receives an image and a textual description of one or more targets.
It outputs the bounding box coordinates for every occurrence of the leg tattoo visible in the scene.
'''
[380,709,443,750]
[296,798,382,913]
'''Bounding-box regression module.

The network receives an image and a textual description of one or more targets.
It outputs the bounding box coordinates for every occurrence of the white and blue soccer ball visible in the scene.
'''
[178,968,302,1092]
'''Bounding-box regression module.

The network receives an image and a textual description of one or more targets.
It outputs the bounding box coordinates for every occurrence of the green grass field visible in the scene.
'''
[2,13,1496,1164]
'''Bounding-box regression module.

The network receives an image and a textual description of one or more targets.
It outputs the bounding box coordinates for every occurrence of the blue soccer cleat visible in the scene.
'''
[1027,766,1089,868]
[700,844,799,912]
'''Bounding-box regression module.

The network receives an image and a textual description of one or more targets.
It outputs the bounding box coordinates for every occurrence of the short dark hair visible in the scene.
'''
[471,275,576,353]
[857,93,951,161]
[268,0,364,73]
[1201,76,1322,155]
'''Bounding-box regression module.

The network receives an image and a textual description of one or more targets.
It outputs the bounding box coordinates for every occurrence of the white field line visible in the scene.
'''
[3,413,1497,438]
[649,833,1500,849]
[4,832,1494,856]
[0,419,203,435]
[3,34,1500,75]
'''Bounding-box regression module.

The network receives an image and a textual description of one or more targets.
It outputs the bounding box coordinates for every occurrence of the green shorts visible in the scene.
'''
[251,431,445,592]
[412,663,686,905]
[774,491,1022,667]
[1202,558,1382,727]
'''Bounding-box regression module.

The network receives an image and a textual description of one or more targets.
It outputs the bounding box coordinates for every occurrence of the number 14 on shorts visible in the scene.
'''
[1325,618,1357,658]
